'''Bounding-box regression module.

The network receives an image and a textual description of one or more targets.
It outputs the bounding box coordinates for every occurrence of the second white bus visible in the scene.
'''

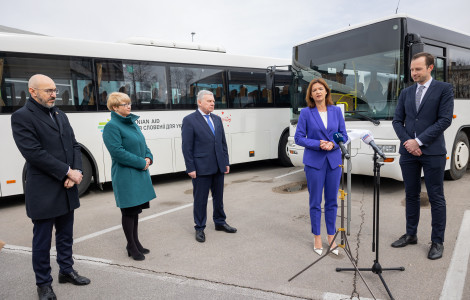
[287,14,470,181]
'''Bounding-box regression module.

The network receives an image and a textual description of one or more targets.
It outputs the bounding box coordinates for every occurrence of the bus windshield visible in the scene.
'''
[291,18,404,122]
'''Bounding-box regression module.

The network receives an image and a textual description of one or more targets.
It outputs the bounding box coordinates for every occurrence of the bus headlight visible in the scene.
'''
[377,145,396,153]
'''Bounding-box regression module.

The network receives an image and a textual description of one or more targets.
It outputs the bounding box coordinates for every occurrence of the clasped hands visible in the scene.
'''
[64,169,83,189]
[320,140,334,151]
[143,158,151,170]
[404,139,422,156]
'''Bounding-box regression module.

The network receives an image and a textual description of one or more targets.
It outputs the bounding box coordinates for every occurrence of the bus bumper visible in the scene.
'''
[287,136,404,181]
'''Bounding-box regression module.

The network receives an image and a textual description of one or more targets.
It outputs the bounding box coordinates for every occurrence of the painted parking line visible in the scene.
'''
[440,209,470,300]
[3,245,113,264]
[274,169,304,179]
[73,202,195,244]
[3,246,369,299]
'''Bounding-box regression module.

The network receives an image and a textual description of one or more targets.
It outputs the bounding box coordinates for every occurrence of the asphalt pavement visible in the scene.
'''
[1,161,469,300]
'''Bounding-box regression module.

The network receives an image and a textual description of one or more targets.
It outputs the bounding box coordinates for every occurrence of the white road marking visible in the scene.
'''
[3,246,303,299]
[440,209,470,300]
[274,169,304,179]
[3,245,112,264]
[74,202,195,244]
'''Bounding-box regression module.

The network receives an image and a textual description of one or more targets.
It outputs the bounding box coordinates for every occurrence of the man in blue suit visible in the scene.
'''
[11,74,91,300]
[181,90,237,243]
[392,52,454,260]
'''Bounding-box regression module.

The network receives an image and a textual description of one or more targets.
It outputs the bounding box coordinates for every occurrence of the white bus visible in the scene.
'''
[0,33,292,198]
[287,14,470,181]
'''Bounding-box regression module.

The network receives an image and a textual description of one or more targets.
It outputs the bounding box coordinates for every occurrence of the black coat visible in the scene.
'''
[11,98,82,220]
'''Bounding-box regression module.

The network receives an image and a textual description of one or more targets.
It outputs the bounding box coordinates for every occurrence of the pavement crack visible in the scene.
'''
[350,178,367,299]
[5,247,309,299]
[71,256,312,300]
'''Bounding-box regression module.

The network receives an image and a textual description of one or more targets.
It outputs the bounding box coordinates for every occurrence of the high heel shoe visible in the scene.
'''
[314,248,323,256]
[328,244,339,256]
[126,247,145,261]
[139,248,150,254]
[136,245,150,254]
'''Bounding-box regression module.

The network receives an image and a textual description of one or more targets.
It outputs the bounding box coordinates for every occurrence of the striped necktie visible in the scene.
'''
[416,85,425,111]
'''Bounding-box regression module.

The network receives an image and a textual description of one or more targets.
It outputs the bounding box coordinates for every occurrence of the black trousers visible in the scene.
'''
[400,153,446,244]
[32,210,74,286]
[192,171,226,230]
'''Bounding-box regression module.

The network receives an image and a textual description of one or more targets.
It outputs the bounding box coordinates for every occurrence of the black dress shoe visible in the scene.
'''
[391,234,417,248]
[215,223,237,233]
[428,242,444,260]
[37,285,56,300]
[196,230,205,243]
[58,270,91,285]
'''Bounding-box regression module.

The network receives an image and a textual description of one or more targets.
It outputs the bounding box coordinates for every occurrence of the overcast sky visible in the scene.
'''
[2,0,470,59]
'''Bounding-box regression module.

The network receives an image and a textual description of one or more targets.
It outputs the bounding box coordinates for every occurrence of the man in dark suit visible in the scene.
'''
[392,52,454,260]
[181,90,237,243]
[11,74,91,300]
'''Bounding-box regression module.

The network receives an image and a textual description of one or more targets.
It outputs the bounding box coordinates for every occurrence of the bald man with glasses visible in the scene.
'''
[11,74,90,300]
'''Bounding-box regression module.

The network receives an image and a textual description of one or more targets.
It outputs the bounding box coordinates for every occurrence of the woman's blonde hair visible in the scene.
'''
[305,78,333,108]
[107,92,131,111]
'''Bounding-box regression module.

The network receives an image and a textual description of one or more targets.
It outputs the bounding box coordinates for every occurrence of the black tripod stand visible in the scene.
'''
[289,155,376,299]
[336,151,405,300]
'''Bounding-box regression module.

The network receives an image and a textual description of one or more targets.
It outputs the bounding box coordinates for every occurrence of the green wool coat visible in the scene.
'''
[102,111,156,208]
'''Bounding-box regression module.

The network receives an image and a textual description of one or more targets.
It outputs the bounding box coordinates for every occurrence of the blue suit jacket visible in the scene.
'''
[181,110,229,175]
[295,105,348,170]
[392,80,453,155]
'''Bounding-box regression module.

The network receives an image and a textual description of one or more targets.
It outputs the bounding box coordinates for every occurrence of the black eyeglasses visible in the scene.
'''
[33,88,59,95]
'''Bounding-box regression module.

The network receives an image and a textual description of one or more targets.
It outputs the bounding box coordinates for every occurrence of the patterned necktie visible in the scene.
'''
[204,115,215,135]
[416,85,425,111]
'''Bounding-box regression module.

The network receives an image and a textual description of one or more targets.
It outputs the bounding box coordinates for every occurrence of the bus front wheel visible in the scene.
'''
[445,131,469,180]
[77,153,93,196]
[278,131,293,167]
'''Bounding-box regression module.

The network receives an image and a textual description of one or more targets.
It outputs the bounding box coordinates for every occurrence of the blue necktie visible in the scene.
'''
[204,115,215,135]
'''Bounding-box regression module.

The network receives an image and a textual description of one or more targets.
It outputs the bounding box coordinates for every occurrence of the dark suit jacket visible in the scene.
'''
[294,105,348,170]
[11,98,82,220]
[393,79,454,155]
[181,110,229,175]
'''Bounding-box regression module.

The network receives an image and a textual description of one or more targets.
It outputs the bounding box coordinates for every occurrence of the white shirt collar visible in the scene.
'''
[198,108,210,116]
[418,77,433,89]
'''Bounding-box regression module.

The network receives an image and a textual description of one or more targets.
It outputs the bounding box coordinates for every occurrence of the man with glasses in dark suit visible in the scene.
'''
[11,74,91,300]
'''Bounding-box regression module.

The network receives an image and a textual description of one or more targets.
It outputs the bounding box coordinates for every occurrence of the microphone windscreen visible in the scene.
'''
[361,130,374,145]
[333,132,344,144]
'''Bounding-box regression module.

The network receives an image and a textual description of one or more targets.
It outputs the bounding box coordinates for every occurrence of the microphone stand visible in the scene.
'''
[288,153,376,300]
[336,150,405,300]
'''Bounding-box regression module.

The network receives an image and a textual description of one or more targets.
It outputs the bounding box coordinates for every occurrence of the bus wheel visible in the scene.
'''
[278,131,293,167]
[77,153,93,196]
[445,131,469,180]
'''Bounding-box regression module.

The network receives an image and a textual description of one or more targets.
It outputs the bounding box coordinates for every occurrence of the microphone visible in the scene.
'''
[360,131,386,159]
[333,132,350,159]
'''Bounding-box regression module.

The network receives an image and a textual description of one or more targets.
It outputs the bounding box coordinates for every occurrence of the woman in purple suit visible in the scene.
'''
[295,78,348,256]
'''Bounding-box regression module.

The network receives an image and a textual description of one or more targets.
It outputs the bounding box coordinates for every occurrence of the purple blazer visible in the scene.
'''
[294,105,348,170]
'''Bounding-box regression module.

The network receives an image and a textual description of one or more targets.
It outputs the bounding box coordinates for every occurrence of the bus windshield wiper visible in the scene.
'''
[346,111,380,126]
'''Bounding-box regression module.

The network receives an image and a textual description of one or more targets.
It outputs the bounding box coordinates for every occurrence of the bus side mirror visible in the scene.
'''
[410,42,424,58]
[266,66,276,89]
[405,33,424,83]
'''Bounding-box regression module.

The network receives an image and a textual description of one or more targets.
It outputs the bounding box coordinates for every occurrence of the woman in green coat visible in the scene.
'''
[103,92,156,261]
